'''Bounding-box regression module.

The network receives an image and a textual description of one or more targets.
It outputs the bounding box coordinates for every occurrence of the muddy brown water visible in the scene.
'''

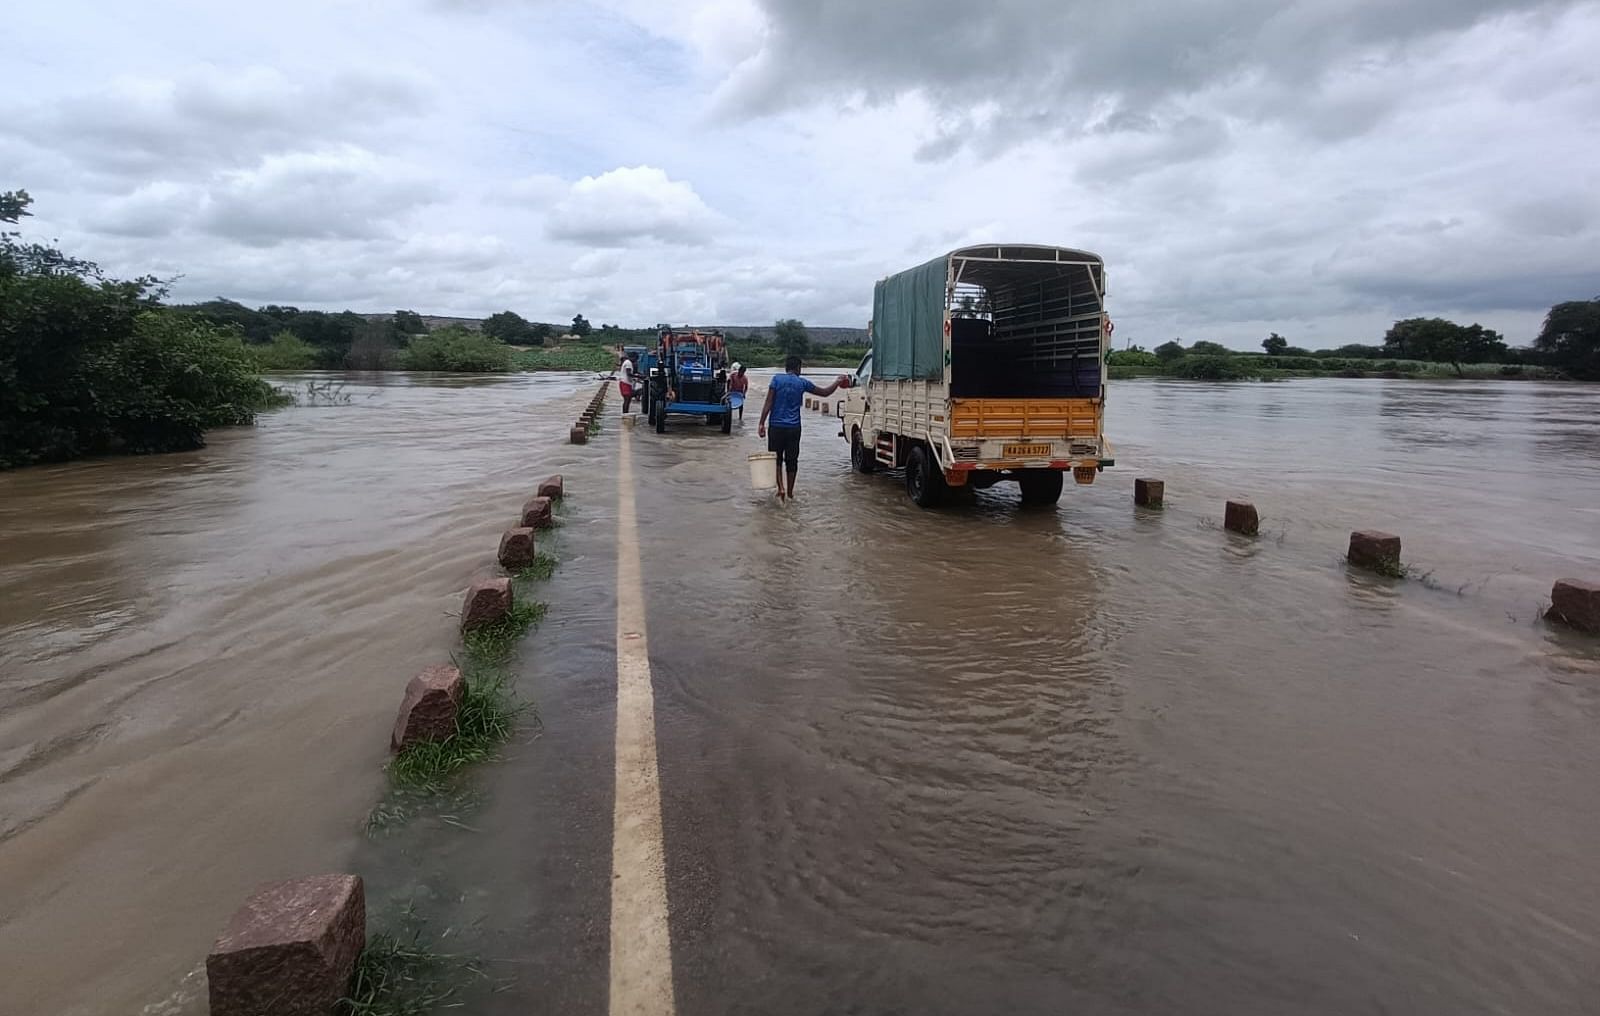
[4,375,1599,1014]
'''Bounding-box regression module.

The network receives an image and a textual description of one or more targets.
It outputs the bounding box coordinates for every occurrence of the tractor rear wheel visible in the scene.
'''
[720,410,732,434]
[654,403,666,433]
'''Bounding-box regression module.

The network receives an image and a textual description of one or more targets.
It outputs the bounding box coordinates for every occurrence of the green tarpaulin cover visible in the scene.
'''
[872,254,948,380]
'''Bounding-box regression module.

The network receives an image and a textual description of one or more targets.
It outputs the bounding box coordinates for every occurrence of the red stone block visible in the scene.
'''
[461,576,513,631]
[1224,500,1259,535]
[537,475,564,500]
[1348,530,1402,571]
[206,874,365,1016]
[391,664,464,751]
[497,527,537,570]
[520,496,554,530]
[1550,578,1600,634]
[1134,478,1164,506]
[570,425,588,445]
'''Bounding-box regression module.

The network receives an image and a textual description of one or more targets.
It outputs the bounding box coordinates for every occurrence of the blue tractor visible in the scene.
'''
[645,327,733,434]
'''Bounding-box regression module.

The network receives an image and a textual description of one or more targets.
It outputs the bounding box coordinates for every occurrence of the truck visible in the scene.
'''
[838,244,1114,508]
[644,327,734,434]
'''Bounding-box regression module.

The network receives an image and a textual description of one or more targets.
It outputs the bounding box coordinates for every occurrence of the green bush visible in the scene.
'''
[514,345,615,372]
[251,330,321,371]
[1106,349,1161,367]
[83,311,284,455]
[400,327,513,372]
[1172,355,1256,380]
[2,192,284,468]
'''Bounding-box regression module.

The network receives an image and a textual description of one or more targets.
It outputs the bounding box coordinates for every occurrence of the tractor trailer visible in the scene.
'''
[838,244,1114,508]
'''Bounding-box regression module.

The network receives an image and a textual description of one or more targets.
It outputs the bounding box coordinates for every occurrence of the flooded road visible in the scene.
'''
[0,371,593,1015]
[5,375,1600,1014]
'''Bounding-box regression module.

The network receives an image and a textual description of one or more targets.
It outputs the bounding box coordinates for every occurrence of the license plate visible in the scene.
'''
[1002,443,1051,458]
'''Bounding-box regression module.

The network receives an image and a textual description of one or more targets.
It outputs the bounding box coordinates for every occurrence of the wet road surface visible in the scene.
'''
[4,375,1599,1014]
[371,377,1600,1016]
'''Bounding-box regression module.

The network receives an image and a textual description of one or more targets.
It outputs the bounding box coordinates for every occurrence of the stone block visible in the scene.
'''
[537,475,564,500]
[1134,478,1164,506]
[570,425,588,445]
[520,496,554,530]
[1550,578,1600,634]
[461,576,513,631]
[497,526,537,570]
[391,664,464,751]
[1347,530,1402,571]
[1224,500,1259,535]
[206,874,365,1016]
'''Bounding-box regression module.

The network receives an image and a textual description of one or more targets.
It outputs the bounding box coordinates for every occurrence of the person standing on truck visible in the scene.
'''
[727,362,749,420]
[618,353,637,414]
[758,355,846,501]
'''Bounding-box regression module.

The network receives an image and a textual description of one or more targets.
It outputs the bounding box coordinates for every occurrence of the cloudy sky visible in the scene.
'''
[5,0,1598,348]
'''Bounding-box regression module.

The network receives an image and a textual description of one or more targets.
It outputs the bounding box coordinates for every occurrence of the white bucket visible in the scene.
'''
[747,452,777,490]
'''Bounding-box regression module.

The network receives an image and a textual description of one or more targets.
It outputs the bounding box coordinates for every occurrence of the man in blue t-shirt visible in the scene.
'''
[757,355,846,501]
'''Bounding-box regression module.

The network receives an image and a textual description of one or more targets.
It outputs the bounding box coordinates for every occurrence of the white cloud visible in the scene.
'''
[198,146,441,246]
[546,166,721,247]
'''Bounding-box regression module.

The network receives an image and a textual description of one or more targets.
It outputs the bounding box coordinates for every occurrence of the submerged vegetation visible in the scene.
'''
[376,538,559,815]
[339,915,489,1016]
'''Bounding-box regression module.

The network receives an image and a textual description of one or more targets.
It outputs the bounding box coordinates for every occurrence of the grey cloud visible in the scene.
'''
[4,66,432,178]
[719,0,1579,154]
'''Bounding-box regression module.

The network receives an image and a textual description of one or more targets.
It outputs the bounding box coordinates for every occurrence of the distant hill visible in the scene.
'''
[359,314,868,346]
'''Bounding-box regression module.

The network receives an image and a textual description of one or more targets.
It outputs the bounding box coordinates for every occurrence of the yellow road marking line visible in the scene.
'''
[610,427,677,1016]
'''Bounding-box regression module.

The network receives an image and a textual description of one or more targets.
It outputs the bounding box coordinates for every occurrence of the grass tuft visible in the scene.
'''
[515,553,559,583]
[338,915,493,1016]
[387,665,524,792]
[461,600,546,665]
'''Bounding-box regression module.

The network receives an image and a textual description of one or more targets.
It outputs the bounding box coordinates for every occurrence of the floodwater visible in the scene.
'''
[0,371,596,1015]
[5,375,1600,1014]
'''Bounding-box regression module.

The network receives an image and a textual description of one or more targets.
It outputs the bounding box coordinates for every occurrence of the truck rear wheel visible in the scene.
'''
[654,403,666,433]
[850,429,877,474]
[1018,469,1064,507]
[906,444,945,508]
[720,410,732,434]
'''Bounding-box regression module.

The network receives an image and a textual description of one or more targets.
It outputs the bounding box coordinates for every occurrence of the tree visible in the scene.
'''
[483,310,533,344]
[3,190,279,468]
[1534,297,1600,380]
[529,322,553,341]
[774,318,810,356]
[1262,333,1288,355]
[393,310,428,335]
[1382,317,1508,376]
[1,189,32,225]
[1154,340,1185,363]
[571,313,592,337]
[1189,340,1230,356]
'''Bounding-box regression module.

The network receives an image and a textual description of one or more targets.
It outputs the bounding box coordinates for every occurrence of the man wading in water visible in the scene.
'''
[758,355,846,501]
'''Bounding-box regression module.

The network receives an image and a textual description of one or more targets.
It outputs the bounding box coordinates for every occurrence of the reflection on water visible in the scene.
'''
[0,371,592,1016]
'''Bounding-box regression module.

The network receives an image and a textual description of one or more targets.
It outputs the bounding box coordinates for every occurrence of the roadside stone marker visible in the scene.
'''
[391,664,464,751]
[1224,500,1259,535]
[1550,578,1600,634]
[497,527,537,570]
[570,425,588,445]
[537,475,564,500]
[1347,530,1402,571]
[1135,478,1164,507]
[520,495,554,529]
[206,874,365,1016]
[461,576,513,631]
